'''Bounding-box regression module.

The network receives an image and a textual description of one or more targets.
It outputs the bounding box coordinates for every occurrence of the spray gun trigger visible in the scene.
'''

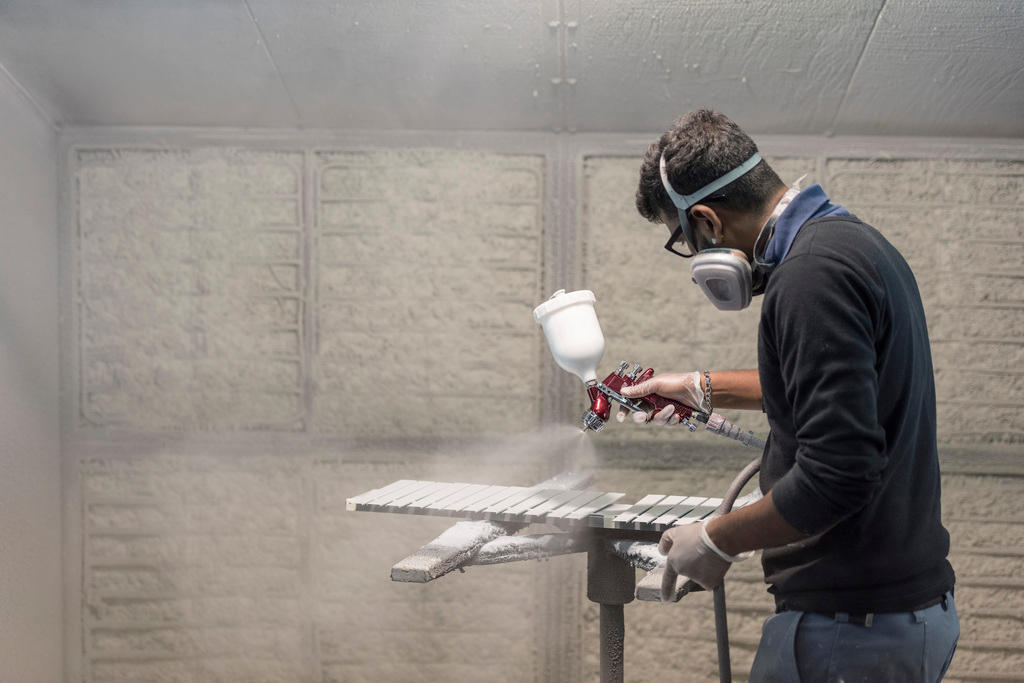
[595,383,647,415]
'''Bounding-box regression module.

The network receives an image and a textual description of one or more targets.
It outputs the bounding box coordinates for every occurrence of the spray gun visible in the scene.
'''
[533,289,764,448]
[584,361,703,432]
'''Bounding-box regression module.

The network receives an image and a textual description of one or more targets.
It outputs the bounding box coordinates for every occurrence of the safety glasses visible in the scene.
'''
[663,208,721,259]
[663,221,697,258]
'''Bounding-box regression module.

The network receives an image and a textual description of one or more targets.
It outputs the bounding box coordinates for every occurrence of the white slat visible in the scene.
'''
[544,490,608,522]
[479,486,541,516]
[730,489,761,510]
[630,495,688,527]
[384,482,454,512]
[522,489,591,523]
[587,503,633,528]
[406,483,476,514]
[493,489,565,522]
[451,485,515,514]
[671,497,723,526]
[465,486,530,515]
[612,494,667,529]
[358,481,436,512]
[345,479,416,510]
[426,483,490,512]
[650,496,709,530]
[564,492,625,522]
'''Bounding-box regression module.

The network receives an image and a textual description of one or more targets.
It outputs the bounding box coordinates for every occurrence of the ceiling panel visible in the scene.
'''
[564,0,884,134]
[832,0,1024,137]
[247,0,560,130]
[0,0,1020,136]
[0,1,296,126]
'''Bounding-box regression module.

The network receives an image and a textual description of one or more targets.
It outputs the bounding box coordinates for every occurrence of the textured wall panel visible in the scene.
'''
[82,455,308,682]
[313,149,545,438]
[80,455,544,683]
[75,148,306,431]
[937,471,1024,681]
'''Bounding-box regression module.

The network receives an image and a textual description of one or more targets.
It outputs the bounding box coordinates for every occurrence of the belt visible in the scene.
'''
[786,593,949,628]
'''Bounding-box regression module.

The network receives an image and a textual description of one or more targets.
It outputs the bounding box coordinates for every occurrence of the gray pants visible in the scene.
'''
[749,592,959,682]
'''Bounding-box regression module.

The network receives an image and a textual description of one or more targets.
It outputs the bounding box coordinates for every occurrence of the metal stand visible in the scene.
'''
[585,535,733,683]
[582,456,762,683]
[587,538,636,683]
[599,604,626,683]
[379,457,763,683]
[713,585,732,683]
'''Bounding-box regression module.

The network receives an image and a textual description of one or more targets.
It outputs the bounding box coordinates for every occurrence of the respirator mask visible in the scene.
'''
[659,152,799,311]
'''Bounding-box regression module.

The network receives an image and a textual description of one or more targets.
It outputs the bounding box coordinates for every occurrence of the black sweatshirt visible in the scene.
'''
[757,215,955,614]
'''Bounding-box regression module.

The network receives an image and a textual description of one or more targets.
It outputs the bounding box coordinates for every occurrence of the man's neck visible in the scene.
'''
[742,185,791,259]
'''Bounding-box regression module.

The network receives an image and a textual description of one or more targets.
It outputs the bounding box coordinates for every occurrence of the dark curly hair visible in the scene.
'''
[636,109,784,223]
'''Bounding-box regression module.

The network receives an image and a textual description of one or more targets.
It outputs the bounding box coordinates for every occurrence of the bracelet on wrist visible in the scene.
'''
[701,371,713,413]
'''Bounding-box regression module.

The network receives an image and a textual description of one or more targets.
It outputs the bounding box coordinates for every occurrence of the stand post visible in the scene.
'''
[587,539,635,683]
[713,585,732,683]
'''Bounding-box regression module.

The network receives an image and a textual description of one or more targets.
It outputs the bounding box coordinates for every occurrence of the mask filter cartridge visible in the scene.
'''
[690,249,753,311]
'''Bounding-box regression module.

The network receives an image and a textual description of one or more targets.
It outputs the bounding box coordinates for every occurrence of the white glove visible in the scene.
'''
[659,519,752,600]
[615,371,705,426]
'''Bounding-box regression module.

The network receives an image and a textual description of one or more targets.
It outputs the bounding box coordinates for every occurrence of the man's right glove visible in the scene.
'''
[617,371,705,425]
[659,518,753,601]
[659,520,731,600]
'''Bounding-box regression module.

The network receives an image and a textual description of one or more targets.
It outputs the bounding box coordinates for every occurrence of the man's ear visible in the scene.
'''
[689,204,724,243]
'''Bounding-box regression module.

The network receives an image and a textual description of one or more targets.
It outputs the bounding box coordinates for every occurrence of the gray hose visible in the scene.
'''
[715,457,763,516]
[710,456,762,683]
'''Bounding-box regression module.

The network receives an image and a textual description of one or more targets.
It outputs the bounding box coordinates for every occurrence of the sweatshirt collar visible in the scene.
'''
[760,184,849,266]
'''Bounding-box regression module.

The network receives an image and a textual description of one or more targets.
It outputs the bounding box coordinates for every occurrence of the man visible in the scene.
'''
[623,109,958,681]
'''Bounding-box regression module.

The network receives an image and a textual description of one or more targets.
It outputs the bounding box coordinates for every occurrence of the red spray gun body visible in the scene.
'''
[584,361,707,432]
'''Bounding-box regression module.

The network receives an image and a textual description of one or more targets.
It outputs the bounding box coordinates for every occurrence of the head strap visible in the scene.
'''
[659,152,762,210]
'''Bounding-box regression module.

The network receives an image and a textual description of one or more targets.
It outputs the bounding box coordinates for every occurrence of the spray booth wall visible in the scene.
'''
[59,128,1024,682]
[0,64,61,683]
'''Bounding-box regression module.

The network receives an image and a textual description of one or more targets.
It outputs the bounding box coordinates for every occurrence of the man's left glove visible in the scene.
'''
[659,520,750,602]
[616,371,705,425]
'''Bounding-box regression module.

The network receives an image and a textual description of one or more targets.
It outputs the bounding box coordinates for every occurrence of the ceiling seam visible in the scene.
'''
[825,0,889,135]
[0,58,60,130]
[242,0,303,125]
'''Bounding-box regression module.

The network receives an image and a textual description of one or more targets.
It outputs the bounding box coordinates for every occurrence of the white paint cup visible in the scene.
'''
[533,289,605,384]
